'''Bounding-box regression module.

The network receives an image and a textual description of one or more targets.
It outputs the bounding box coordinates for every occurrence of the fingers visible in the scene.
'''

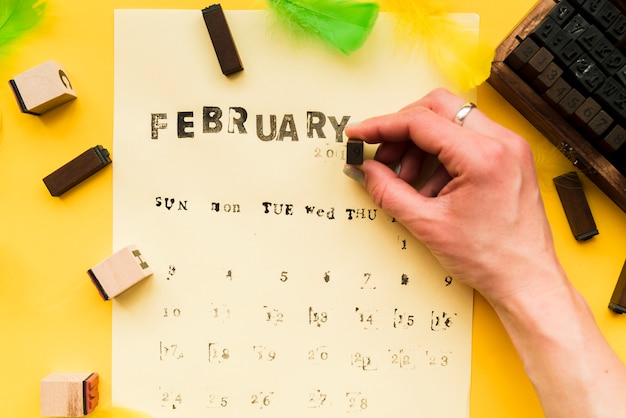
[359,159,430,223]
[346,88,515,150]
[346,106,460,157]
[345,89,473,160]
[374,142,428,184]
[417,164,452,197]
[398,88,499,135]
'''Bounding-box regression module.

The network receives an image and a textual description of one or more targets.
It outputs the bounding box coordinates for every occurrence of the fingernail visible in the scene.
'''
[346,120,362,129]
[343,165,365,186]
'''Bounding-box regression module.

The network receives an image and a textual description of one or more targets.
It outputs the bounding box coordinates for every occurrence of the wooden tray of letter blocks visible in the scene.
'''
[488,0,626,213]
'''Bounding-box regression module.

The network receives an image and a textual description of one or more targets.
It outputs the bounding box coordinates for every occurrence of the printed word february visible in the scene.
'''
[151,108,351,142]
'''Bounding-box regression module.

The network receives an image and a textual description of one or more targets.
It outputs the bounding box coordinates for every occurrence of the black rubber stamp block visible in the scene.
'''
[554,39,583,66]
[549,0,576,26]
[520,47,554,80]
[609,259,626,314]
[43,145,112,196]
[553,171,599,241]
[599,124,626,154]
[202,4,243,75]
[578,25,604,52]
[563,14,590,39]
[506,37,540,70]
[346,139,364,165]
[530,16,559,44]
[585,110,614,138]
[542,77,572,106]
[532,61,563,92]
[571,96,601,127]
[556,87,585,116]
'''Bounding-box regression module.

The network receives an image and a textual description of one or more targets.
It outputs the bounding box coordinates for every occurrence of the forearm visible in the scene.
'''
[490,265,626,418]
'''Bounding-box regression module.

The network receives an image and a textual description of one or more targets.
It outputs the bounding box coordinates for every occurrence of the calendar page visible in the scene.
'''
[113,10,476,418]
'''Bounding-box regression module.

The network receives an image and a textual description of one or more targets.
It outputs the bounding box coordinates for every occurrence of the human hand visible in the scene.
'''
[344,88,567,306]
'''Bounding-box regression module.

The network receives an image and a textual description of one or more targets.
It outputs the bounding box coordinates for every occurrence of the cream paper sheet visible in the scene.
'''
[113,9,476,417]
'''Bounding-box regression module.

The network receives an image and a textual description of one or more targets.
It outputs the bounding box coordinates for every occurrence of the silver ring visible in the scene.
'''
[454,102,476,126]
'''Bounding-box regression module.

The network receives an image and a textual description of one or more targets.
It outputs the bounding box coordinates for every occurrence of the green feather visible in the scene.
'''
[0,0,46,50]
[266,0,380,55]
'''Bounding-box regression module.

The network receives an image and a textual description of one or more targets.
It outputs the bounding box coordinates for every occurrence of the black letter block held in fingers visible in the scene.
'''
[346,139,364,165]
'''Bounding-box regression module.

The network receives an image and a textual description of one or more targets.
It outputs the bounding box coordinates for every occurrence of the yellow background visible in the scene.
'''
[1,0,625,417]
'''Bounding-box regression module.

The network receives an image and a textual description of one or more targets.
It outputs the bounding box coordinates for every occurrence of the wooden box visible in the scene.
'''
[487,0,626,213]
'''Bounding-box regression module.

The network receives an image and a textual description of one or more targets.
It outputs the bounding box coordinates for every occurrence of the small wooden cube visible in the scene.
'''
[9,60,77,115]
[87,245,153,300]
[40,372,99,417]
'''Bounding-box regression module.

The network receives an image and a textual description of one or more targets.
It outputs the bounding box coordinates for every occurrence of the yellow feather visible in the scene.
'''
[383,0,494,91]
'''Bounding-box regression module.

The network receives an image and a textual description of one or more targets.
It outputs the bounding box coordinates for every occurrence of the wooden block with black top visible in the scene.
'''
[40,372,99,417]
[9,60,77,115]
[553,171,599,240]
[202,4,243,75]
[609,259,626,313]
[43,146,111,196]
[87,245,153,300]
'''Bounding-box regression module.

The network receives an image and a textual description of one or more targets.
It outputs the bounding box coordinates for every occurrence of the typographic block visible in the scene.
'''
[87,245,153,300]
[9,60,77,115]
[346,139,364,165]
[40,372,99,417]
[43,145,112,196]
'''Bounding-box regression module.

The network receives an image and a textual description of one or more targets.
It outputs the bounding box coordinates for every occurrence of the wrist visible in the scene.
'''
[485,260,597,373]
[487,260,574,322]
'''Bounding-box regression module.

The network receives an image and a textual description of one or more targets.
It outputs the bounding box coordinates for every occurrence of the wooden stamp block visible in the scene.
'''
[556,87,585,117]
[346,139,364,165]
[610,259,626,313]
[9,60,77,115]
[578,25,603,52]
[607,13,626,43]
[554,39,584,66]
[553,171,599,240]
[202,4,243,75]
[601,49,626,75]
[532,61,563,92]
[43,146,112,196]
[563,14,590,39]
[542,77,572,106]
[571,96,602,127]
[585,109,613,138]
[596,1,620,30]
[599,124,626,153]
[520,47,554,79]
[505,37,540,70]
[549,0,576,26]
[40,372,99,417]
[530,15,559,43]
[545,28,570,53]
[87,245,153,300]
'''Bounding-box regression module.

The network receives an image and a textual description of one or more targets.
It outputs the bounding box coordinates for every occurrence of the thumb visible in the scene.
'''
[359,159,432,226]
